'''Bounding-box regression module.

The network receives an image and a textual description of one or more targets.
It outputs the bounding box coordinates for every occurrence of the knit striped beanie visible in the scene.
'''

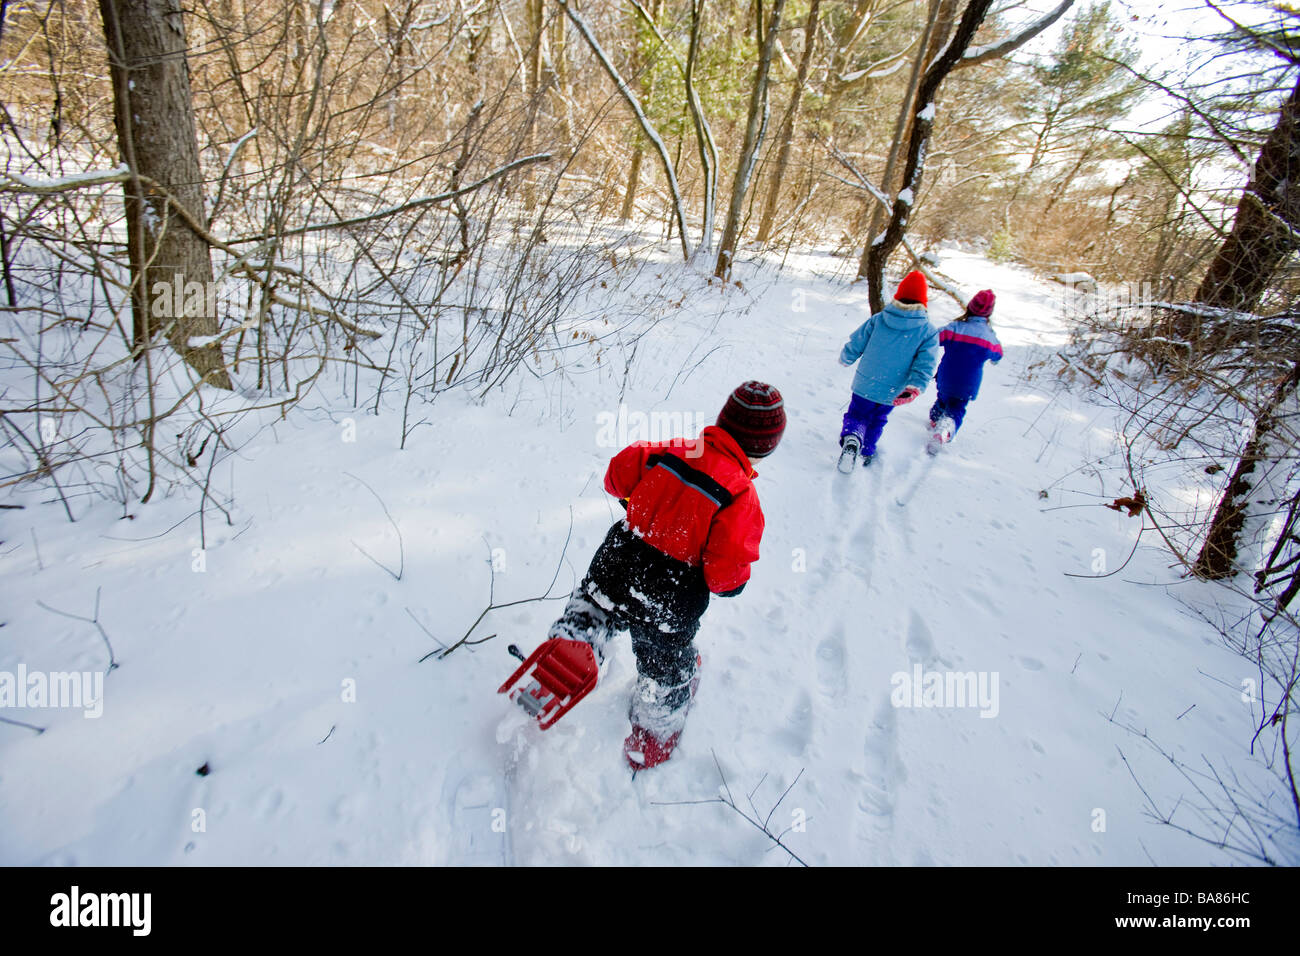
[717,382,786,460]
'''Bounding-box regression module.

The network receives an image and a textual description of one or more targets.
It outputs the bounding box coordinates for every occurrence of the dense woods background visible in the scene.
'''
[3,1,1293,298]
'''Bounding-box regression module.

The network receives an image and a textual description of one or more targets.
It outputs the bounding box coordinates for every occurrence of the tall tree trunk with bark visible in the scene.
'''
[1193,77,1300,316]
[860,0,994,311]
[621,0,663,221]
[1191,79,1300,578]
[1194,365,1300,579]
[522,0,548,210]
[856,0,1076,286]
[715,0,786,279]
[550,9,574,147]
[756,0,820,245]
[857,0,951,246]
[100,0,232,389]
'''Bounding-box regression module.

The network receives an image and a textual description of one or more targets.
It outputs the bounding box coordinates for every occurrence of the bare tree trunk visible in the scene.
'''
[1194,365,1300,579]
[863,0,993,306]
[855,0,1072,286]
[861,0,994,311]
[559,0,691,258]
[685,0,718,253]
[1194,77,1300,315]
[756,0,820,245]
[621,146,646,221]
[550,9,574,146]
[858,0,950,258]
[621,0,663,221]
[100,0,232,389]
[714,0,786,279]
[1188,82,1300,578]
[521,0,548,210]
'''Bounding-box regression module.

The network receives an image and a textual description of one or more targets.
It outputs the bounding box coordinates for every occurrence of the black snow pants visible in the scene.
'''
[547,521,708,738]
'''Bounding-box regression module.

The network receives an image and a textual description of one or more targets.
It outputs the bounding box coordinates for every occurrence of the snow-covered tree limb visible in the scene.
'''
[862,0,995,310]
[558,0,692,259]
[839,41,913,84]
[2,154,556,249]
[0,166,131,193]
[627,0,718,253]
[230,153,554,242]
[953,0,1076,70]
[819,133,966,307]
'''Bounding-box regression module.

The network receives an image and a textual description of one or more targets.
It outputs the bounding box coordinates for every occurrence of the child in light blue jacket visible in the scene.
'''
[838,270,940,467]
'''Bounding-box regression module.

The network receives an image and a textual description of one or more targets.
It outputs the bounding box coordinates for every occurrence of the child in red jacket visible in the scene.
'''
[545,382,785,769]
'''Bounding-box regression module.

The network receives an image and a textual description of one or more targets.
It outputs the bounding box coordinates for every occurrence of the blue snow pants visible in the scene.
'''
[928,394,970,434]
[840,394,894,456]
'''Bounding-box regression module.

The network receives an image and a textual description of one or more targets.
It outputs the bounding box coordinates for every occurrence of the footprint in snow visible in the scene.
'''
[850,514,876,555]
[854,697,903,862]
[253,787,285,820]
[331,793,361,823]
[840,514,878,583]
[779,689,814,755]
[905,609,937,664]
[960,586,998,617]
[859,699,899,818]
[815,627,849,699]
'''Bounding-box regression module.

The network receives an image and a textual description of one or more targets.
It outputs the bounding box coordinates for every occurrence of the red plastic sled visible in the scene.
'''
[498,639,598,730]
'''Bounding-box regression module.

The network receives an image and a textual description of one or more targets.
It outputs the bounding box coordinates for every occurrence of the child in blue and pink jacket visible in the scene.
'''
[929,289,1003,439]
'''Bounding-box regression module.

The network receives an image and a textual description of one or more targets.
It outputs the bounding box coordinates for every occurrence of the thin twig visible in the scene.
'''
[346,472,404,581]
[405,607,448,653]
[0,714,46,734]
[420,509,575,662]
[652,751,809,867]
[1064,518,1147,579]
[35,586,118,674]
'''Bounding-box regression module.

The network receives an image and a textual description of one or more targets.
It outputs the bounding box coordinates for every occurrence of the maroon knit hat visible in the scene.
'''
[967,289,995,317]
[717,382,786,460]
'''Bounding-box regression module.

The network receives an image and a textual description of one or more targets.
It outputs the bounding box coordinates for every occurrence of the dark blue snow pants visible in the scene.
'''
[840,394,894,456]
[928,394,970,434]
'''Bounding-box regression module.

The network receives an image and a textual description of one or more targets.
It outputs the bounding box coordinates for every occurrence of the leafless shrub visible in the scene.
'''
[1057,295,1300,859]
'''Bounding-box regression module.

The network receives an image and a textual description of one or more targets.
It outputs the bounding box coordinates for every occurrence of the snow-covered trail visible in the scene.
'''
[0,244,1272,866]
[494,248,1261,866]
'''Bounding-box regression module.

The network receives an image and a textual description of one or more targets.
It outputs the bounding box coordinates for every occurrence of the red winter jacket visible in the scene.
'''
[604,425,765,595]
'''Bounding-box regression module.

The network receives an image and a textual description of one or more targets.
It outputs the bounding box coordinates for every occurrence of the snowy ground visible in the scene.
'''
[0,241,1281,866]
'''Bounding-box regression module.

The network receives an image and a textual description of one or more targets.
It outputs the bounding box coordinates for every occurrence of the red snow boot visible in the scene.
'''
[623,654,701,770]
[498,638,599,730]
[623,725,682,770]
